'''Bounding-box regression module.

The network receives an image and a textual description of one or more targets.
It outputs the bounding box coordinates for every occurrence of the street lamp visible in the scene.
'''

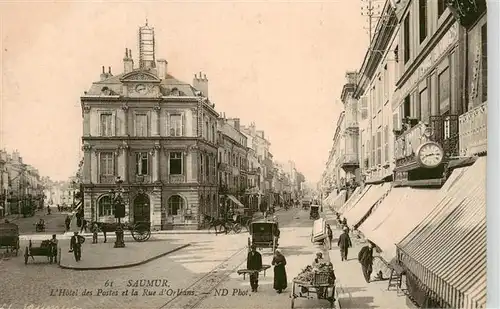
[110,176,126,248]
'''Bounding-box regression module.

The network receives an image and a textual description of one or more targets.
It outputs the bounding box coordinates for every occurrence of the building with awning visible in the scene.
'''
[396,157,486,308]
[338,186,366,215]
[342,183,391,228]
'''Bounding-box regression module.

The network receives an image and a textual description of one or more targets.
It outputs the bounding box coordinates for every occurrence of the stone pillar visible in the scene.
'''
[82,144,92,183]
[152,105,160,136]
[121,144,129,182]
[153,144,160,182]
[117,107,126,136]
[83,105,91,136]
[187,109,194,137]
[187,152,193,182]
[84,191,93,222]
[91,151,98,184]
[121,104,129,136]
[151,189,162,230]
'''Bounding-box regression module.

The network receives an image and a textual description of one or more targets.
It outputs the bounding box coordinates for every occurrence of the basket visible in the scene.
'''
[312,272,331,285]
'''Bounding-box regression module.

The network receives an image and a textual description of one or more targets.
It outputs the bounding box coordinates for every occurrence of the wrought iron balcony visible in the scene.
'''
[340,153,359,170]
[459,102,487,156]
[169,174,185,184]
[394,115,459,170]
[99,175,116,184]
[135,175,151,183]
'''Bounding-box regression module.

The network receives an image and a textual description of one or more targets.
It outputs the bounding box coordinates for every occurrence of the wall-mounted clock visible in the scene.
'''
[416,141,444,168]
[135,84,149,94]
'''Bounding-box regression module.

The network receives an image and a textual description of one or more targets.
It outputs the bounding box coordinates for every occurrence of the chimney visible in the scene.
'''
[108,66,113,76]
[233,118,240,131]
[157,59,168,79]
[124,48,134,73]
[193,71,208,97]
[100,66,107,81]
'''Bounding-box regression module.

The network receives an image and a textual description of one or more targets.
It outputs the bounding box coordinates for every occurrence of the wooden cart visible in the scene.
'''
[0,222,20,256]
[24,239,60,265]
[237,265,271,279]
[290,272,336,308]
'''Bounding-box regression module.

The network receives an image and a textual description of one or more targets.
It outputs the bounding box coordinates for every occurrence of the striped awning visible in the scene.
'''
[397,157,486,309]
[338,186,367,215]
[343,183,391,227]
[360,187,439,262]
[332,190,347,210]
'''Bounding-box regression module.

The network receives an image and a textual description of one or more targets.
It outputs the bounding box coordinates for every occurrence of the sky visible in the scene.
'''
[0,1,369,183]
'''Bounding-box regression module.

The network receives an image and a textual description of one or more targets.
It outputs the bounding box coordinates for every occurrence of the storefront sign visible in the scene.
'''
[393,23,459,107]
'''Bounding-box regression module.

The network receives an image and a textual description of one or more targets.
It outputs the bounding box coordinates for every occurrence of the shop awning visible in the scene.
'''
[227,195,245,208]
[343,183,391,227]
[397,157,486,309]
[332,190,347,210]
[360,186,440,262]
[338,186,366,215]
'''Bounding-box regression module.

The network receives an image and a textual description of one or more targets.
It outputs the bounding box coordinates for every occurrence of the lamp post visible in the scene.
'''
[110,176,126,248]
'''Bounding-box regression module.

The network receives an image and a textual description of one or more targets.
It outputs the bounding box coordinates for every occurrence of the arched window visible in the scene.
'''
[99,195,114,216]
[168,195,184,216]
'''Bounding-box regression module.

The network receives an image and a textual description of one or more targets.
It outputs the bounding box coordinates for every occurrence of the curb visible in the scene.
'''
[58,243,191,271]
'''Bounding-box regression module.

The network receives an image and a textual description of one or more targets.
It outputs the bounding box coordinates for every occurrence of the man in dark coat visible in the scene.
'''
[358,242,375,283]
[337,227,352,261]
[247,244,263,292]
[326,224,333,249]
[70,232,85,262]
[65,215,71,232]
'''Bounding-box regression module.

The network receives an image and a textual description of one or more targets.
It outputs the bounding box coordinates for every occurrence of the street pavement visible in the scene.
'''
[3,205,68,235]
[0,206,301,309]
[322,207,410,309]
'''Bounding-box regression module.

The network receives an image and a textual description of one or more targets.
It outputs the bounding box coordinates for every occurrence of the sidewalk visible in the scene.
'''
[322,207,409,309]
[59,238,190,270]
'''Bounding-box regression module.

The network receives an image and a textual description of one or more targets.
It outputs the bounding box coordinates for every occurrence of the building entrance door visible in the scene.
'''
[133,194,150,223]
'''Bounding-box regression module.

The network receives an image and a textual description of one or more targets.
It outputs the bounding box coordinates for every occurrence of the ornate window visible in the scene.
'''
[98,195,114,216]
[169,152,183,175]
[135,114,148,137]
[99,152,114,176]
[168,195,184,216]
[100,114,113,137]
[169,114,183,136]
[136,152,149,175]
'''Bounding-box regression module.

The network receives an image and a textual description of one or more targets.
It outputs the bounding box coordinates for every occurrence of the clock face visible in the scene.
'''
[135,84,148,94]
[417,142,444,168]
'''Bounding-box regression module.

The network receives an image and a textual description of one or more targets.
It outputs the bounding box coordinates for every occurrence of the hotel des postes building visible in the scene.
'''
[80,22,219,230]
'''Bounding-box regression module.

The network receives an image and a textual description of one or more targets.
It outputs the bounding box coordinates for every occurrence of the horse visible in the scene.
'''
[204,215,225,235]
[90,222,120,243]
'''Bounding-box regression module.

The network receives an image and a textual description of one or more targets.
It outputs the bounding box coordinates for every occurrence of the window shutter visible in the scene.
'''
[166,113,170,137]
[182,113,186,136]
[111,112,116,136]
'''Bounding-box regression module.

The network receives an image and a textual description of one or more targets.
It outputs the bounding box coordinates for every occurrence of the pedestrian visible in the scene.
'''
[65,215,71,232]
[69,231,85,262]
[326,224,333,249]
[358,242,375,283]
[80,218,88,233]
[246,244,263,292]
[272,249,287,294]
[337,227,352,261]
[49,234,58,264]
[312,252,325,267]
[91,224,99,244]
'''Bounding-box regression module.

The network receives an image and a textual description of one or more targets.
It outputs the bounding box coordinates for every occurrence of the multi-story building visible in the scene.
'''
[80,22,218,230]
[245,146,261,212]
[0,150,8,218]
[241,123,273,212]
[217,116,247,217]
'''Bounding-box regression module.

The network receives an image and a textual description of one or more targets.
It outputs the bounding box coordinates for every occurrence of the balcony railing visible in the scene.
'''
[459,102,487,156]
[99,175,115,184]
[135,175,152,183]
[340,153,359,167]
[169,174,185,184]
[394,115,459,167]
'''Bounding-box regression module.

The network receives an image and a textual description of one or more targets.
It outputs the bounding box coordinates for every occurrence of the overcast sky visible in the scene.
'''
[0,1,369,183]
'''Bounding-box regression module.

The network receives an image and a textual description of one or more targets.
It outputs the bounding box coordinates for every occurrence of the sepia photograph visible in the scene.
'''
[0,0,490,308]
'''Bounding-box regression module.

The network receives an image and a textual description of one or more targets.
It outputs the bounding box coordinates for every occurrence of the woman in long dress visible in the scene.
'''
[272,249,288,293]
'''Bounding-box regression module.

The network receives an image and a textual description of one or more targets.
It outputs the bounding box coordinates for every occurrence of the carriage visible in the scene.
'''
[309,205,320,220]
[24,239,60,265]
[90,221,151,242]
[0,222,20,256]
[247,219,280,253]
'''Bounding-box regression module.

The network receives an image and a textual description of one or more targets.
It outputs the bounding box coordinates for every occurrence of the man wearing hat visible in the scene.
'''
[70,231,85,262]
[247,244,263,292]
[337,227,352,261]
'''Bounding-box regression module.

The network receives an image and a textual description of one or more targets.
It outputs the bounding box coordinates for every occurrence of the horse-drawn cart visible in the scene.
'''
[0,222,20,256]
[91,221,151,243]
[24,239,60,265]
[247,219,280,253]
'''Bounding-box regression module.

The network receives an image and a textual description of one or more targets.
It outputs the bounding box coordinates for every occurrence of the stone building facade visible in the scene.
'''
[80,22,218,230]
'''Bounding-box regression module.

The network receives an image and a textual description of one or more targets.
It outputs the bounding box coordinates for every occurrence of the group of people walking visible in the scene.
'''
[246,244,288,293]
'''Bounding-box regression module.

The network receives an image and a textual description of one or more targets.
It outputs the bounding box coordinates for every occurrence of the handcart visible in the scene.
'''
[237,264,272,279]
[290,269,336,308]
[24,239,60,265]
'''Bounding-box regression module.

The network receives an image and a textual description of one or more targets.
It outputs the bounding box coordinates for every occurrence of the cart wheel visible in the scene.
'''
[24,247,29,265]
[291,298,295,309]
[234,223,242,234]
